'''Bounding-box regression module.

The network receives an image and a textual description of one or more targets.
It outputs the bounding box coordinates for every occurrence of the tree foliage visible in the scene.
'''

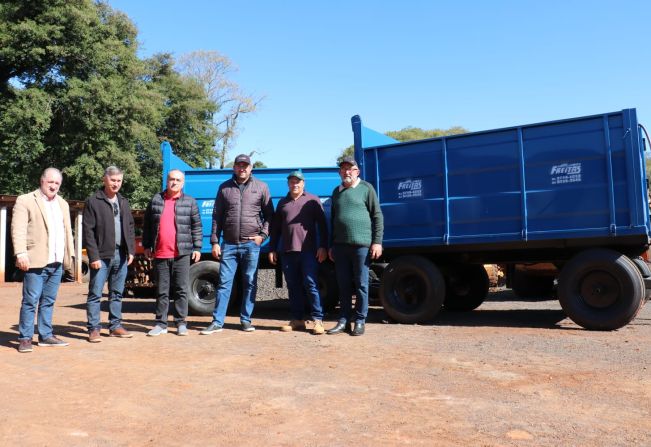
[0,0,217,207]
[176,50,263,168]
[386,125,468,141]
[337,125,469,164]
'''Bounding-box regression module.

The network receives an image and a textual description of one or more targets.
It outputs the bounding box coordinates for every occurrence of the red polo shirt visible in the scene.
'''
[155,191,180,259]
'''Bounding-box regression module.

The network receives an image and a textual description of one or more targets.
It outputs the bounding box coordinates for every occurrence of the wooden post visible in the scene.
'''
[0,206,6,283]
[75,211,83,283]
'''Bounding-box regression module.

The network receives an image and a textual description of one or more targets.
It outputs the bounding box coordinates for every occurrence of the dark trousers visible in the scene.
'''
[281,251,323,321]
[332,244,370,324]
[153,255,190,327]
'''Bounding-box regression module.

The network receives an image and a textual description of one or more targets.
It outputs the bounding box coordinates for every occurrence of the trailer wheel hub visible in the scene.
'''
[580,271,619,309]
[195,280,215,302]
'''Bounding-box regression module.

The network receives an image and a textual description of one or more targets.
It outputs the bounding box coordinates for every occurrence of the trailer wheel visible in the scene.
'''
[368,267,382,306]
[380,256,445,323]
[511,270,554,299]
[318,261,339,312]
[80,254,90,283]
[188,261,241,316]
[558,249,645,330]
[444,264,489,312]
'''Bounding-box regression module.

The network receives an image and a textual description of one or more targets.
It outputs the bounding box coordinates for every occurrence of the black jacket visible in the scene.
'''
[210,175,274,245]
[82,189,136,262]
[143,191,203,256]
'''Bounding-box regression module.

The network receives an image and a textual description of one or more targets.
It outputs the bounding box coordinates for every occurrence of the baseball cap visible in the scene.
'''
[287,170,305,181]
[338,156,358,168]
[234,154,251,165]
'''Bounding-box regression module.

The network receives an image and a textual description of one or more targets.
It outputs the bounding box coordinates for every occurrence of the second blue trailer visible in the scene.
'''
[352,108,650,330]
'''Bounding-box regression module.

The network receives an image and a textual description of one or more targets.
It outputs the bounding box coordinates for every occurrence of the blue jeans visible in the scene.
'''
[18,263,63,341]
[212,242,261,326]
[282,251,323,321]
[87,248,128,331]
[333,244,370,324]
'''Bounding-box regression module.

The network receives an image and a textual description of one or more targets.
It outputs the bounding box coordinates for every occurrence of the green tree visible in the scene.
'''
[337,125,469,164]
[386,126,468,141]
[176,50,264,168]
[0,0,217,207]
[141,53,218,202]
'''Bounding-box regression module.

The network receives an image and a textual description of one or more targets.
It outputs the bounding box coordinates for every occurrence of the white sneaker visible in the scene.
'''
[147,325,168,336]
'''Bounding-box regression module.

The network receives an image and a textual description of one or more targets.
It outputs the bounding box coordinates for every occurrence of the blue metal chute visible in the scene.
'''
[351,115,399,180]
[161,141,194,190]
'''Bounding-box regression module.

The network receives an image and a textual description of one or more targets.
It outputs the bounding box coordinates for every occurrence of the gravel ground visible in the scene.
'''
[1,282,649,447]
[256,268,290,301]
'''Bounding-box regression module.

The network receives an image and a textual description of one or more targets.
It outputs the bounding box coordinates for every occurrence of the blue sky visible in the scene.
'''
[107,0,651,168]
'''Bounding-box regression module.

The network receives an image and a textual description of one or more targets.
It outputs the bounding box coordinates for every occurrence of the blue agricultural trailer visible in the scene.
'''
[156,142,342,315]
[352,108,651,330]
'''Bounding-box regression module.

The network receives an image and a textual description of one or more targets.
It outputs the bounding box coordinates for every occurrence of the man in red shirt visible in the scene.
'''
[143,170,203,336]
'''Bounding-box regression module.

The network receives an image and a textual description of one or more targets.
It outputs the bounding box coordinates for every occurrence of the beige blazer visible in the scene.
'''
[11,189,74,270]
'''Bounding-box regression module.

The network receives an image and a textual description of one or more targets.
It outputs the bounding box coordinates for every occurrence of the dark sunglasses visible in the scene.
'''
[112,202,118,216]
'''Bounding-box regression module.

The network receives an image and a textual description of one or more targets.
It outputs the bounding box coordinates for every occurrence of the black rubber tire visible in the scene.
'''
[368,267,381,306]
[630,257,651,301]
[444,264,489,312]
[317,261,339,312]
[80,254,91,283]
[511,270,555,298]
[188,261,241,316]
[380,256,445,323]
[558,249,645,330]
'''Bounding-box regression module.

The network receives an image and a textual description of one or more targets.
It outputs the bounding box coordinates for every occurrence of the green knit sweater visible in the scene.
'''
[331,180,384,246]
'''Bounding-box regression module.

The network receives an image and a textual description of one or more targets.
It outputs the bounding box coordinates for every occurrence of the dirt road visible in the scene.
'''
[1,283,649,446]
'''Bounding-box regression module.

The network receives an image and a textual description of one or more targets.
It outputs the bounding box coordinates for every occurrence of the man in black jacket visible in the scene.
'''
[83,166,136,342]
[200,154,273,334]
[143,169,202,336]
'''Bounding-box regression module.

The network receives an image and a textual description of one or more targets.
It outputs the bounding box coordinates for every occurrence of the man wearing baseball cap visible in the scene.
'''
[201,153,273,334]
[268,170,328,335]
[327,156,384,336]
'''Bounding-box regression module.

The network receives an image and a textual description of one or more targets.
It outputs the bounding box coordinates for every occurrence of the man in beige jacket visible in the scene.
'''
[12,167,74,353]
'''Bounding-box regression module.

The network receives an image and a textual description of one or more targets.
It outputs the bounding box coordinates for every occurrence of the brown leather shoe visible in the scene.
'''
[18,339,33,353]
[109,327,133,338]
[88,329,102,343]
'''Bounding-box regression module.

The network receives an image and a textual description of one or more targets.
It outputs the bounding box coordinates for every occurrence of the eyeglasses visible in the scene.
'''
[112,202,119,216]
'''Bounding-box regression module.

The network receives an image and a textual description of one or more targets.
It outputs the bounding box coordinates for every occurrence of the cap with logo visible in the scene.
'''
[287,170,305,181]
[234,154,251,165]
[338,156,358,168]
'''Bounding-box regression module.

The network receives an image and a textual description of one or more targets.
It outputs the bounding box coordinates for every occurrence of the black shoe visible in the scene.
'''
[38,336,69,347]
[241,321,256,332]
[326,321,347,335]
[352,322,365,336]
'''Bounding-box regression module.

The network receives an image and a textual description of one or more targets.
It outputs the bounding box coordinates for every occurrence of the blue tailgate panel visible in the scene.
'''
[353,109,649,248]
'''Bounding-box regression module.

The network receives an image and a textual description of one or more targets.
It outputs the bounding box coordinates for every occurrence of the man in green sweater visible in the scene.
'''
[327,157,384,336]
